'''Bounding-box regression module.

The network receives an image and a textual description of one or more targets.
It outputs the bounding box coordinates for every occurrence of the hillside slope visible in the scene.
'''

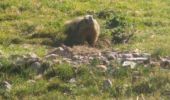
[0,0,170,99]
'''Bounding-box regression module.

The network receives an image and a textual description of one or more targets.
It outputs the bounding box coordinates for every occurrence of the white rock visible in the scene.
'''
[29,53,38,59]
[89,56,94,60]
[122,61,136,69]
[106,52,118,60]
[27,80,36,84]
[69,78,76,83]
[2,81,12,92]
[97,65,107,72]
[45,54,58,60]
[58,47,64,51]
[121,53,133,58]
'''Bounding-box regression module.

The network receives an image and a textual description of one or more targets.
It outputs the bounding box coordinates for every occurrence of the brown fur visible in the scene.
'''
[64,15,100,46]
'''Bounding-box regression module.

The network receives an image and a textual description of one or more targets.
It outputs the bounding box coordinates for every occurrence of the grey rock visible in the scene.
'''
[121,53,133,58]
[0,81,12,92]
[103,79,112,90]
[97,65,107,72]
[53,59,62,64]
[106,52,118,60]
[150,61,160,67]
[133,53,151,58]
[89,56,94,60]
[69,78,76,83]
[58,47,64,51]
[31,61,42,73]
[160,58,170,69]
[122,61,136,69]
[45,54,58,60]
[73,55,79,60]
[99,56,110,65]
[27,80,36,84]
[28,53,38,59]
[125,57,150,64]
[15,57,25,66]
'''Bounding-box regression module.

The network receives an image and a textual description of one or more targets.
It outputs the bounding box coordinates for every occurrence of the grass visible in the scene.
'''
[0,0,170,99]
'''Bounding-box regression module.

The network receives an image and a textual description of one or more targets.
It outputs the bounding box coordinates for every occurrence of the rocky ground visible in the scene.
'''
[0,45,170,99]
[0,45,169,77]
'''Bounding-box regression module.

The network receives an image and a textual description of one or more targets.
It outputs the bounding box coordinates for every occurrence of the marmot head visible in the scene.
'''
[83,15,94,25]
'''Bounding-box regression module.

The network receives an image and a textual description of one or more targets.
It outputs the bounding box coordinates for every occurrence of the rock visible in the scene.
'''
[122,61,136,69]
[105,52,118,60]
[97,65,107,72]
[15,57,25,66]
[69,78,76,83]
[58,47,64,51]
[150,61,160,67]
[125,57,150,64]
[89,56,94,60]
[73,55,80,60]
[103,79,112,90]
[28,53,38,59]
[121,53,133,58]
[160,58,170,69]
[10,54,23,60]
[25,53,40,64]
[45,54,58,60]
[133,53,151,58]
[103,59,110,65]
[0,81,12,92]
[27,80,36,84]
[31,61,42,74]
[63,58,72,64]
[34,74,43,80]
[53,59,62,64]
[99,56,110,65]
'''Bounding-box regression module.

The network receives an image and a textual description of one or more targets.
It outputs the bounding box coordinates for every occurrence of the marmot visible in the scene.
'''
[64,15,100,46]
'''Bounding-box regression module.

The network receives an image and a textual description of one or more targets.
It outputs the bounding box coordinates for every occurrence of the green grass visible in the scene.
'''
[0,0,170,99]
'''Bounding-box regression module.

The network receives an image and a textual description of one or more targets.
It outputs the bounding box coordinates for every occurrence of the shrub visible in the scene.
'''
[57,64,74,81]
[106,14,134,44]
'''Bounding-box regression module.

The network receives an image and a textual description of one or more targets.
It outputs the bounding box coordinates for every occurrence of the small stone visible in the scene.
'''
[89,56,94,60]
[45,54,58,60]
[103,79,112,90]
[97,65,107,72]
[122,61,136,69]
[29,53,38,59]
[31,62,41,72]
[58,47,64,51]
[15,57,25,66]
[150,61,160,67]
[160,58,170,69]
[63,58,71,64]
[34,74,43,80]
[1,81,12,92]
[53,59,62,64]
[69,78,76,83]
[27,80,36,84]
[73,55,79,60]
[121,53,133,58]
[125,57,150,64]
[106,52,118,60]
